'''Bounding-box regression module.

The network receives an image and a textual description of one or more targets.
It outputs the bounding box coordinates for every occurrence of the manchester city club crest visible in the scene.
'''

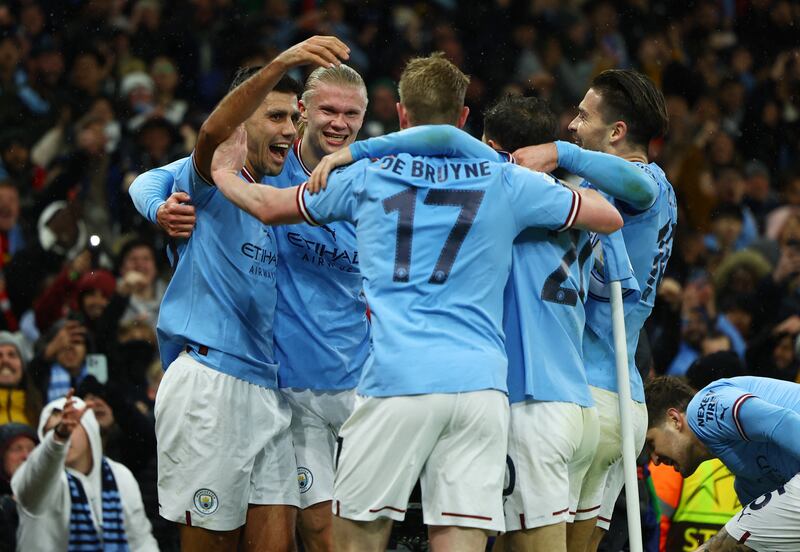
[297,467,313,494]
[193,488,219,515]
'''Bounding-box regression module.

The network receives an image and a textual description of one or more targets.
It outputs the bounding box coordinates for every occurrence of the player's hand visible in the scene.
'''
[211,125,248,184]
[156,192,196,238]
[273,35,350,70]
[307,146,353,193]
[52,389,87,443]
[512,143,558,173]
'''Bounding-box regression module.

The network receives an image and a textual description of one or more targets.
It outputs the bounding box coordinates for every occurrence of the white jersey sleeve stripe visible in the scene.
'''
[296,182,321,226]
[733,393,755,441]
[557,189,581,232]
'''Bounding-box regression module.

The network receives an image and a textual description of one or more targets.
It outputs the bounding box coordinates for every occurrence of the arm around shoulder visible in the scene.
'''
[556,141,658,211]
[573,187,624,234]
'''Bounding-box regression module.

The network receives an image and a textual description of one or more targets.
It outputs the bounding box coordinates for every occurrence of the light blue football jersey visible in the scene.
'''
[687,377,800,504]
[505,226,594,405]
[133,156,280,388]
[349,126,595,405]
[582,162,678,402]
[264,139,369,390]
[298,153,581,397]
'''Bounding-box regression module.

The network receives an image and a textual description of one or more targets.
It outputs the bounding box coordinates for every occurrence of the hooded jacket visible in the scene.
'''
[10,396,158,551]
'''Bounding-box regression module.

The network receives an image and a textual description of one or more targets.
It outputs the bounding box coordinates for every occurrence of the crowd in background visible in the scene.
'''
[0,0,798,550]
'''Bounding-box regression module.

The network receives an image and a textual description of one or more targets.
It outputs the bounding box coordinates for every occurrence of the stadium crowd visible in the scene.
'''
[0,0,799,551]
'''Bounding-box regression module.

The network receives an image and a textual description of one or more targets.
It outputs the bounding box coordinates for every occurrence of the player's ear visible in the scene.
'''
[666,407,683,430]
[397,103,410,130]
[485,138,501,151]
[456,106,470,129]
[609,120,627,145]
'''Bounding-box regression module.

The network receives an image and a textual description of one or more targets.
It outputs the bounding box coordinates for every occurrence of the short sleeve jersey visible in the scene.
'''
[155,156,279,388]
[687,376,800,504]
[505,222,594,405]
[297,154,580,397]
[264,139,369,390]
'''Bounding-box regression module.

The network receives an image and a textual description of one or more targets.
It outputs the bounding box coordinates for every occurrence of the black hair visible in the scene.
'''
[644,376,696,428]
[229,66,303,97]
[591,69,668,148]
[483,95,557,152]
[710,202,744,222]
[686,351,745,391]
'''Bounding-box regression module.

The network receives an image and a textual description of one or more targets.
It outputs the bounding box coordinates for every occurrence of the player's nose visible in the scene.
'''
[568,117,579,132]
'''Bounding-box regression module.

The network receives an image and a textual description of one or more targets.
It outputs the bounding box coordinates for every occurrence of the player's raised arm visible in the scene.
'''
[210,126,303,225]
[514,141,658,211]
[194,36,350,181]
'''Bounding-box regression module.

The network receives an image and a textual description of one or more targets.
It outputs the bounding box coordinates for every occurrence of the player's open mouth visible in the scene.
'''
[322,131,348,146]
[268,143,290,162]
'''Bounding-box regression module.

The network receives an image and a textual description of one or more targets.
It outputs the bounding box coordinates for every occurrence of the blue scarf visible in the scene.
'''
[47,364,88,403]
[66,458,130,552]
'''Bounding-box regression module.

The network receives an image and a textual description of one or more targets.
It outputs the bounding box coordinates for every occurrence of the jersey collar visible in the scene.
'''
[294,137,313,177]
[241,166,256,183]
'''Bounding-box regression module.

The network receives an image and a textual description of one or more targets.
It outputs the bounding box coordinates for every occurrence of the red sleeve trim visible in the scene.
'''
[557,189,581,232]
[732,393,755,441]
[296,182,321,226]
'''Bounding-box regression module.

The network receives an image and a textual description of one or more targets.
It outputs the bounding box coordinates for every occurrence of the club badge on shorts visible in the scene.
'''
[297,467,313,494]
[193,488,219,515]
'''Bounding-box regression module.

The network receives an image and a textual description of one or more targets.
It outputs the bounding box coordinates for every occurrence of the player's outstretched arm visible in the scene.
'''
[350,125,503,162]
[211,126,302,225]
[194,36,350,181]
[694,528,753,551]
[129,169,197,238]
[307,125,503,193]
[513,141,658,211]
[573,188,624,234]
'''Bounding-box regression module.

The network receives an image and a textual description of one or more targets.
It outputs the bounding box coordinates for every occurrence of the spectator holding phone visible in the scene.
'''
[11,390,158,551]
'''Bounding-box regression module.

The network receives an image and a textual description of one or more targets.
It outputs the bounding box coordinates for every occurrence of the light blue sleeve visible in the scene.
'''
[300,159,369,225]
[735,395,800,461]
[129,167,175,224]
[350,125,505,162]
[503,163,579,235]
[555,141,658,210]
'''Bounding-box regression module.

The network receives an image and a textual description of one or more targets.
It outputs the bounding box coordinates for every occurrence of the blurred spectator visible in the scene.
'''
[0,331,41,425]
[11,393,158,550]
[0,422,37,552]
[116,239,165,328]
[30,319,90,402]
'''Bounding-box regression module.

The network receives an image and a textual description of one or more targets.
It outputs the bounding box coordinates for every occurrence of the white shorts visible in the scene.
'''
[577,386,647,529]
[283,388,355,509]
[725,473,800,552]
[503,401,599,531]
[333,390,509,532]
[155,352,299,531]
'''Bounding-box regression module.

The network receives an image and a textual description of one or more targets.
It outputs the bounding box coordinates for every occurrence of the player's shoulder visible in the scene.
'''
[689,378,754,435]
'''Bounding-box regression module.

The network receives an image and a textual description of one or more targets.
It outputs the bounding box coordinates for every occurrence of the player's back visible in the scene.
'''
[504,225,594,406]
[687,376,800,503]
[299,153,580,398]
[584,161,678,400]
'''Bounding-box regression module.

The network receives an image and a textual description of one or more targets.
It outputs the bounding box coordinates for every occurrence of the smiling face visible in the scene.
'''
[243,91,299,177]
[646,410,705,478]
[0,344,22,388]
[301,82,366,158]
[568,88,613,152]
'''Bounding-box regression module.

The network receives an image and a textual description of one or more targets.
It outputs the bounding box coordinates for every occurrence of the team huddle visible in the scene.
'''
[119,36,800,552]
